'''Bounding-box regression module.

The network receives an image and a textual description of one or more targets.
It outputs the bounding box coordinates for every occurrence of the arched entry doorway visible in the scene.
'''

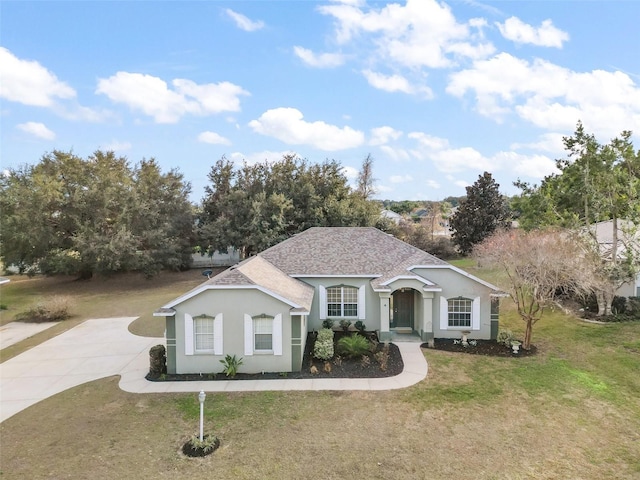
[390,288,417,329]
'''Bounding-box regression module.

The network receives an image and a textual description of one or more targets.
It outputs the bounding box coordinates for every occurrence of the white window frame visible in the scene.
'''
[184,313,223,355]
[447,298,472,328]
[244,313,282,356]
[439,296,480,331]
[319,285,366,320]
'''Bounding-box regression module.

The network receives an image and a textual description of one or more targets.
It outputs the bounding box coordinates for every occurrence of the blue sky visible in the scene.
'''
[2,0,639,203]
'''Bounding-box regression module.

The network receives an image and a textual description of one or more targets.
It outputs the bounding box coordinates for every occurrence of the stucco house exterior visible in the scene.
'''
[155,227,503,374]
[592,219,640,297]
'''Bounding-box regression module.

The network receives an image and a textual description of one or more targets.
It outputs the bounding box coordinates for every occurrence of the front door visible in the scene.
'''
[392,289,414,328]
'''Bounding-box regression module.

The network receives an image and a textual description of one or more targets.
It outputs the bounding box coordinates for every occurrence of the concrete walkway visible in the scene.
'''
[0,321,59,349]
[1,317,428,423]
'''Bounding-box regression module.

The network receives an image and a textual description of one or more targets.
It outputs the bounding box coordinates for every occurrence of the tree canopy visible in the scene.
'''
[197,154,381,257]
[513,122,640,315]
[449,172,511,255]
[475,229,597,349]
[0,150,194,278]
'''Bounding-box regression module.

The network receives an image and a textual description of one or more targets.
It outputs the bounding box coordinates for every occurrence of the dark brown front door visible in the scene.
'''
[392,290,414,328]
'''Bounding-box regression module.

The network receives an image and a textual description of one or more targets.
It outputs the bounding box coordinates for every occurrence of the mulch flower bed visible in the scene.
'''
[425,338,537,357]
[147,331,404,381]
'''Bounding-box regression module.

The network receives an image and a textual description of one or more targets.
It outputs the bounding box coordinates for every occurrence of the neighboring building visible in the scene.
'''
[380,209,402,225]
[155,227,503,374]
[191,248,240,268]
[592,220,640,297]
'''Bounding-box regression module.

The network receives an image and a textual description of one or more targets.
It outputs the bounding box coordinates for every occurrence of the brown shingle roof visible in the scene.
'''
[259,227,447,289]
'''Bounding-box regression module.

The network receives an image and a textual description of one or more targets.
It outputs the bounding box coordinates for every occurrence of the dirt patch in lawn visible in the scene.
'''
[426,338,538,357]
[148,332,404,381]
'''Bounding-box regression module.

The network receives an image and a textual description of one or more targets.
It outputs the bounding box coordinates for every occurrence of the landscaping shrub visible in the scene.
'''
[148,344,167,376]
[321,319,334,330]
[14,295,74,323]
[337,334,371,358]
[374,345,390,371]
[354,320,366,333]
[220,354,243,377]
[496,329,513,347]
[339,319,352,332]
[314,328,334,360]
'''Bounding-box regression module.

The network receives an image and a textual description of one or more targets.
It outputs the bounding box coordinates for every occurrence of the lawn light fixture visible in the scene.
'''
[198,390,206,441]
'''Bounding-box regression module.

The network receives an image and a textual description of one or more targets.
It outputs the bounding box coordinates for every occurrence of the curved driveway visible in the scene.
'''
[1,318,428,423]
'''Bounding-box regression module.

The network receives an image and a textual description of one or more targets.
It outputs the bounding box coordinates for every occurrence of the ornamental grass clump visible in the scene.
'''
[314,328,334,360]
[15,295,74,323]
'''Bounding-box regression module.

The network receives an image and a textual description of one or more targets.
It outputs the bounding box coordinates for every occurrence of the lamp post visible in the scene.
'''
[198,390,206,441]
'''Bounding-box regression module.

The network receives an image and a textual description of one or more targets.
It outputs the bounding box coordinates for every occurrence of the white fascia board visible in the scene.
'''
[291,310,310,316]
[291,274,381,278]
[380,274,436,286]
[163,285,303,310]
[153,310,176,317]
[408,264,502,291]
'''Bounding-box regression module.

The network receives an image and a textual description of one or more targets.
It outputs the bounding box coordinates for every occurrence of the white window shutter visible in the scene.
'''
[358,285,366,320]
[244,314,254,356]
[184,314,194,356]
[472,297,481,330]
[213,313,223,355]
[439,297,448,330]
[319,285,327,320]
[273,314,283,356]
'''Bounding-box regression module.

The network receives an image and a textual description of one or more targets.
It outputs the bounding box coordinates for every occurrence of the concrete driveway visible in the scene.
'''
[1,317,429,423]
[0,317,158,423]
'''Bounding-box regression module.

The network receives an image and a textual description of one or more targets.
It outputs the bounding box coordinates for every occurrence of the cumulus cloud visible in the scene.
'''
[96,72,249,123]
[497,16,569,48]
[510,132,566,154]
[101,140,132,152]
[447,53,640,136]
[369,126,402,146]
[225,9,265,31]
[248,107,364,151]
[0,47,75,107]
[389,174,413,183]
[341,165,359,180]
[198,131,231,145]
[380,145,411,161]
[362,70,433,97]
[17,121,56,140]
[318,0,494,69]
[293,47,346,68]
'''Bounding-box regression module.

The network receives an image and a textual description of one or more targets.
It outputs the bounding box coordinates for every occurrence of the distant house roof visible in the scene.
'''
[380,209,402,224]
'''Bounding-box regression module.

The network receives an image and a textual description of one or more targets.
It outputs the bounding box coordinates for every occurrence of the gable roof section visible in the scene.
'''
[160,255,313,314]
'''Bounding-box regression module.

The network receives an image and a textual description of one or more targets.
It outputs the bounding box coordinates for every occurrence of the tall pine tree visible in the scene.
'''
[450,172,510,255]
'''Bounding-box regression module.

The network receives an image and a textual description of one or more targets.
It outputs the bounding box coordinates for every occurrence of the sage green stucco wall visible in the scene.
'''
[172,289,294,374]
[299,277,379,332]
[412,268,495,340]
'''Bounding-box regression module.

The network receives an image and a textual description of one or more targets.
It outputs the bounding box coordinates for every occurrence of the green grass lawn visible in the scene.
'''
[1,268,639,479]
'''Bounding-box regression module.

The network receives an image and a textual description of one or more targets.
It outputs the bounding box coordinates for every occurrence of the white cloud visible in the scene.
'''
[0,47,75,107]
[380,145,411,161]
[510,132,565,154]
[341,165,359,180]
[369,126,402,146]
[447,53,640,136]
[362,70,433,97]
[408,132,450,150]
[318,0,495,69]
[425,179,441,189]
[248,107,364,151]
[389,174,413,183]
[497,17,569,48]
[198,131,231,145]
[293,47,346,68]
[96,72,249,123]
[229,150,298,166]
[225,9,265,32]
[17,122,56,140]
[102,140,132,152]
[454,179,469,189]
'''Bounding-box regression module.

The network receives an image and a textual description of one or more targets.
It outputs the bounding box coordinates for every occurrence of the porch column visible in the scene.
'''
[378,292,391,342]
[421,292,434,344]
